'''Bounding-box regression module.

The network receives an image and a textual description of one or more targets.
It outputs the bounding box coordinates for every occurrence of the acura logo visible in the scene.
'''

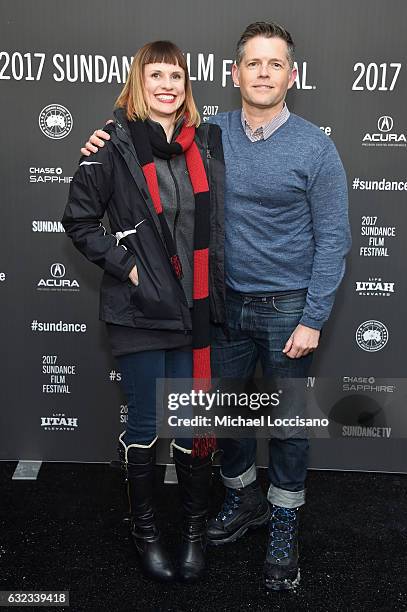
[50,263,66,278]
[377,116,393,132]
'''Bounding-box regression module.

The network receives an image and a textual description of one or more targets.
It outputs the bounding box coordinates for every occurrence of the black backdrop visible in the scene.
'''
[1,0,406,471]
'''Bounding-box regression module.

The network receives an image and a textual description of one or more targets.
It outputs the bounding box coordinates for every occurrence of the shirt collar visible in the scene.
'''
[241,103,290,142]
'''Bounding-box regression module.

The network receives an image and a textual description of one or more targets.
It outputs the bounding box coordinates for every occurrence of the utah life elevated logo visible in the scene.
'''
[39,104,73,139]
[37,263,79,292]
[41,413,78,431]
[362,115,406,148]
[355,277,395,297]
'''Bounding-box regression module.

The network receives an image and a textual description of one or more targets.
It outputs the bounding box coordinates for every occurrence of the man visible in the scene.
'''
[81,21,351,591]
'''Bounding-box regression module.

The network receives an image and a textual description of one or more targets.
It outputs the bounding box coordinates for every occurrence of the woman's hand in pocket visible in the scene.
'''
[128,265,139,286]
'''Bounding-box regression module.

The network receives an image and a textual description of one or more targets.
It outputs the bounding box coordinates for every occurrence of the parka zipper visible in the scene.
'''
[166,159,181,250]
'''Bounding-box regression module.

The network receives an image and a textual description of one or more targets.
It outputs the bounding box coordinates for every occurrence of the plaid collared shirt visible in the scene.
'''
[241,103,290,142]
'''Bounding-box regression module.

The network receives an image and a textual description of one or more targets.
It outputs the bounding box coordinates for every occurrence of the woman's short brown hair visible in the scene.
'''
[115,40,200,127]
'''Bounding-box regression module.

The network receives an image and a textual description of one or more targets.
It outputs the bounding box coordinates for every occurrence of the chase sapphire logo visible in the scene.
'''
[39,104,73,139]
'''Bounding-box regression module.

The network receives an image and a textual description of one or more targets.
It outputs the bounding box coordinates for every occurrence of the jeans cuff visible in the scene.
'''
[267,483,306,508]
[220,463,256,489]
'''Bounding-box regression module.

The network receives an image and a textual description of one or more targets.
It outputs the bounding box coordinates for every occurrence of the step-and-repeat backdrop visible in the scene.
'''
[1,0,406,471]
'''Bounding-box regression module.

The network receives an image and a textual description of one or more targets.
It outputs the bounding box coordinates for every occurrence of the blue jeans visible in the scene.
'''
[211,288,313,508]
[117,348,193,450]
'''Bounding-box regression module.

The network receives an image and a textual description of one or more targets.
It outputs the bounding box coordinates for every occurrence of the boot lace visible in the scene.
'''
[268,506,298,561]
[217,488,241,521]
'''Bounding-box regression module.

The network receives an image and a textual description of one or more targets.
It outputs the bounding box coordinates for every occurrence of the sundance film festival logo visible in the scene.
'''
[37,263,79,291]
[39,104,73,139]
[362,115,406,148]
[355,278,395,297]
[32,220,65,233]
[40,413,78,431]
[120,404,128,424]
[356,320,389,352]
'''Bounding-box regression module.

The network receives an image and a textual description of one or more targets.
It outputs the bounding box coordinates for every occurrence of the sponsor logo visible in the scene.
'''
[31,320,87,333]
[38,104,73,139]
[51,263,65,278]
[377,116,393,132]
[355,277,395,297]
[37,263,79,292]
[352,177,407,191]
[355,320,388,352]
[29,166,72,184]
[342,425,391,438]
[362,115,406,148]
[377,115,394,132]
[40,412,79,431]
[32,220,65,233]
[342,376,396,393]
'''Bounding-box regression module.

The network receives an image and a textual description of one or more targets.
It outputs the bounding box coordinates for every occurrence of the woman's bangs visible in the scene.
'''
[143,41,186,71]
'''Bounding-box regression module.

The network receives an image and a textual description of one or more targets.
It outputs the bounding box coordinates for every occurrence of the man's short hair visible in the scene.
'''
[236,21,295,68]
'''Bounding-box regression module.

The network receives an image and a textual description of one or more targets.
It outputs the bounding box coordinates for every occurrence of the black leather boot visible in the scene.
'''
[173,447,212,582]
[118,434,175,582]
[206,480,270,545]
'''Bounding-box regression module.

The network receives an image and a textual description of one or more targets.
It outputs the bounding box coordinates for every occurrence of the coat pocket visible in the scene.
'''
[119,219,182,320]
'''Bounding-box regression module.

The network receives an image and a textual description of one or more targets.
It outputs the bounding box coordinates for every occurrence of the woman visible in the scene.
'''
[62,40,225,583]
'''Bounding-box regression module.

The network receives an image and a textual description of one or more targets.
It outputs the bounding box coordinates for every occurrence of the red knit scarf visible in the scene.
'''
[128,117,215,457]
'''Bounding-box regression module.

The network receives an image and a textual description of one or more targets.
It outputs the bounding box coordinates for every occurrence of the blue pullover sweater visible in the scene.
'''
[210,110,351,330]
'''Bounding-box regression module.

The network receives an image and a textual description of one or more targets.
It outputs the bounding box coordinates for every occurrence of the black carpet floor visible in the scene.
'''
[1,462,406,612]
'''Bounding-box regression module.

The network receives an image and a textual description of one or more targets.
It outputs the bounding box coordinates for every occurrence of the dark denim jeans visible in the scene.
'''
[117,348,193,450]
[211,288,313,508]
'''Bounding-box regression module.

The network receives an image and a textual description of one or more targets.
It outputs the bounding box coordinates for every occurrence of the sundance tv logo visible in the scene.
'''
[37,263,79,291]
[39,104,73,139]
[362,115,406,148]
[356,320,389,352]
